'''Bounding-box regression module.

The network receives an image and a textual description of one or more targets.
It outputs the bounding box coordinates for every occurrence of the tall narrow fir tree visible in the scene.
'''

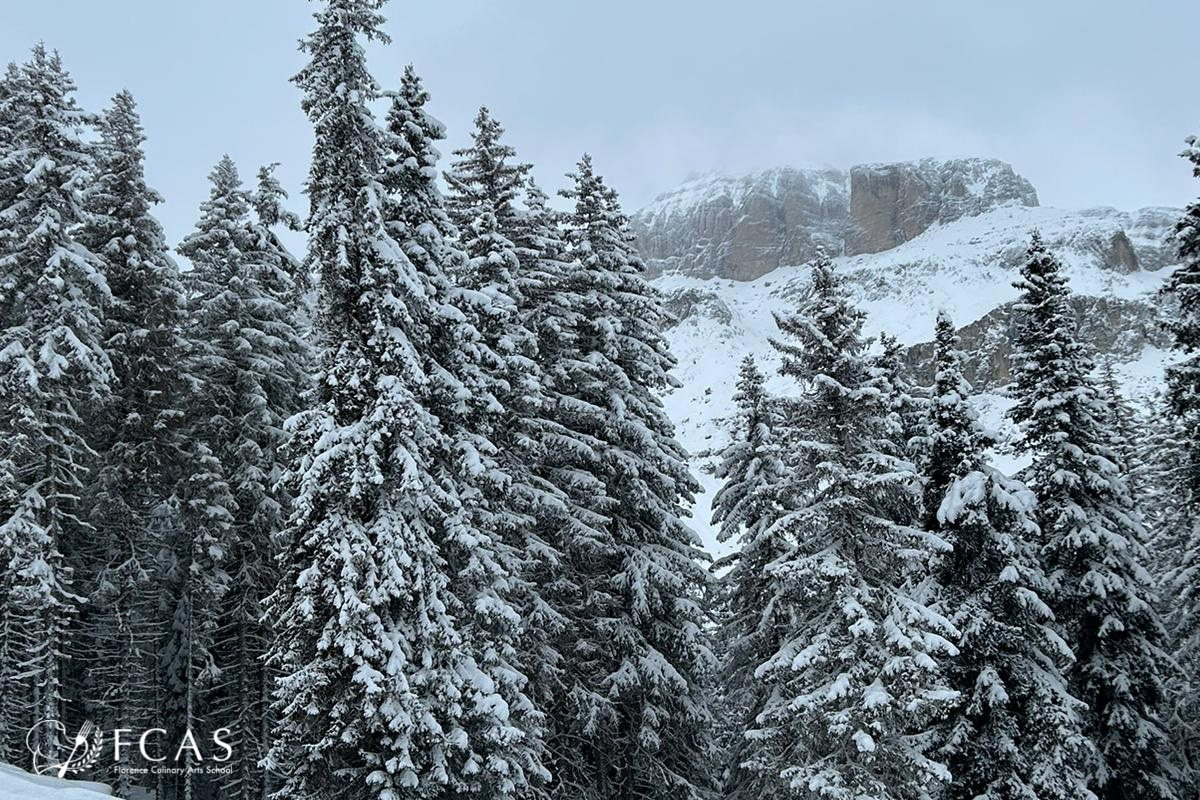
[711,354,787,800]
[1158,135,1200,793]
[0,44,111,764]
[748,251,957,800]
[77,89,191,796]
[1009,232,1179,800]
[541,154,716,800]
[923,310,1091,800]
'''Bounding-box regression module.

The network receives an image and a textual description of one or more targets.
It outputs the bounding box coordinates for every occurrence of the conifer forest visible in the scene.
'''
[0,2,1197,799]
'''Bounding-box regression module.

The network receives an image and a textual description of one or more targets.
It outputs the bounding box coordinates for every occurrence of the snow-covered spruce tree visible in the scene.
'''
[0,60,22,217]
[535,154,715,800]
[172,156,310,800]
[440,107,538,565]
[1164,135,1200,430]
[175,155,312,800]
[1008,231,1179,800]
[1158,135,1200,793]
[158,157,250,800]
[1139,394,1190,556]
[440,106,539,438]
[267,5,542,799]
[748,250,957,800]
[73,89,191,795]
[444,106,530,242]
[265,10,459,794]
[711,354,788,800]
[513,177,585,374]
[251,162,311,328]
[923,310,1092,800]
[0,44,110,764]
[874,331,927,466]
[1097,359,1153,504]
[0,55,29,766]
[442,104,583,758]
[382,65,548,799]
[503,175,593,718]
[1140,397,1200,792]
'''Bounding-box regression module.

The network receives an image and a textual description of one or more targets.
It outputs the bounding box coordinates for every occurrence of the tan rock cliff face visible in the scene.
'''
[631,167,848,281]
[633,158,1044,278]
[632,158,1180,286]
[844,158,1040,255]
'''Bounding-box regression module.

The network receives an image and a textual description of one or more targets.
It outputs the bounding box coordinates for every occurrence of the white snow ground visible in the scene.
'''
[0,763,112,799]
[653,203,1178,558]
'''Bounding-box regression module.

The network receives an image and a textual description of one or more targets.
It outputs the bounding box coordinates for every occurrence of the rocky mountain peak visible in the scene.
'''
[631,157,1046,280]
[845,157,1038,255]
[632,166,848,281]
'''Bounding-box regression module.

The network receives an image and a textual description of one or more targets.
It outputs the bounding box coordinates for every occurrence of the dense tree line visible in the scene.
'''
[0,1,711,798]
[712,231,1199,800]
[0,1,1197,799]
[711,236,1200,800]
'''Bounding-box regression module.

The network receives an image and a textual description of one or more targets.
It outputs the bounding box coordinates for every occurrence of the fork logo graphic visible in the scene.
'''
[26,719,102,778]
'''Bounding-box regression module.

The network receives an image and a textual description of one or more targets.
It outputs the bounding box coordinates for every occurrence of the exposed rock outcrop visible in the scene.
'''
[633,158,1050,279]
[1086,206,1180,272]
[901,295,1170,390]
[844,158,1040,255]
[632,167,848,281]
[662,286,733,326]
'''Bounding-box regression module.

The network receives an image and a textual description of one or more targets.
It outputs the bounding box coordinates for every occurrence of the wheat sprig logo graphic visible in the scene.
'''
[26,719,103,778]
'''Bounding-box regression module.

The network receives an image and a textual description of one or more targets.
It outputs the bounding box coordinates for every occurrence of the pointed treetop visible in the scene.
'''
[90,90,164,221]
[925,309,987,500]
[252,163,301,230]
[385,64,448,198]
[771,248,869,388]
[1014,229,1072,306]
[211,154,241,192]
[444,104,530,230]
[178,156,250,267]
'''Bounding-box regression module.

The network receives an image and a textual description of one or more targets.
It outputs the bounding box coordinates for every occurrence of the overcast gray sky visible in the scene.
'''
[3,1,1198,246]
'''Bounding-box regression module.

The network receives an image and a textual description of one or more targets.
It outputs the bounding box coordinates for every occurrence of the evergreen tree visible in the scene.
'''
[513,177,583,369]
[874,331,926,465]
[924,310,1092,800]
[75,89,191,796]
[0,60,23,223]
[1165,135,1200,427]
[444,106,530,240]
[174,155,311,800]
[748,251,957,800]
[268,6,542,799]
[250,161,310,321]
[1141,399,1200,793]
[0,53,32,767]
[1158,134,1200,794]
[0,44,110,764]
[711,354,787,800]
[541,154,715,800]
[441,105,573,734]
[506,176,591,721]
[1008,232,1179,800]
[383,66,548,799]
[1097,360,1151,503]
[160,157,247,800]
[266,8,459,793]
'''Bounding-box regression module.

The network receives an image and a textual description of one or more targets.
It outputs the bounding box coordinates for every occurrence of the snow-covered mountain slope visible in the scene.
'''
[650,202,1180,557]
[0,763,113,800]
